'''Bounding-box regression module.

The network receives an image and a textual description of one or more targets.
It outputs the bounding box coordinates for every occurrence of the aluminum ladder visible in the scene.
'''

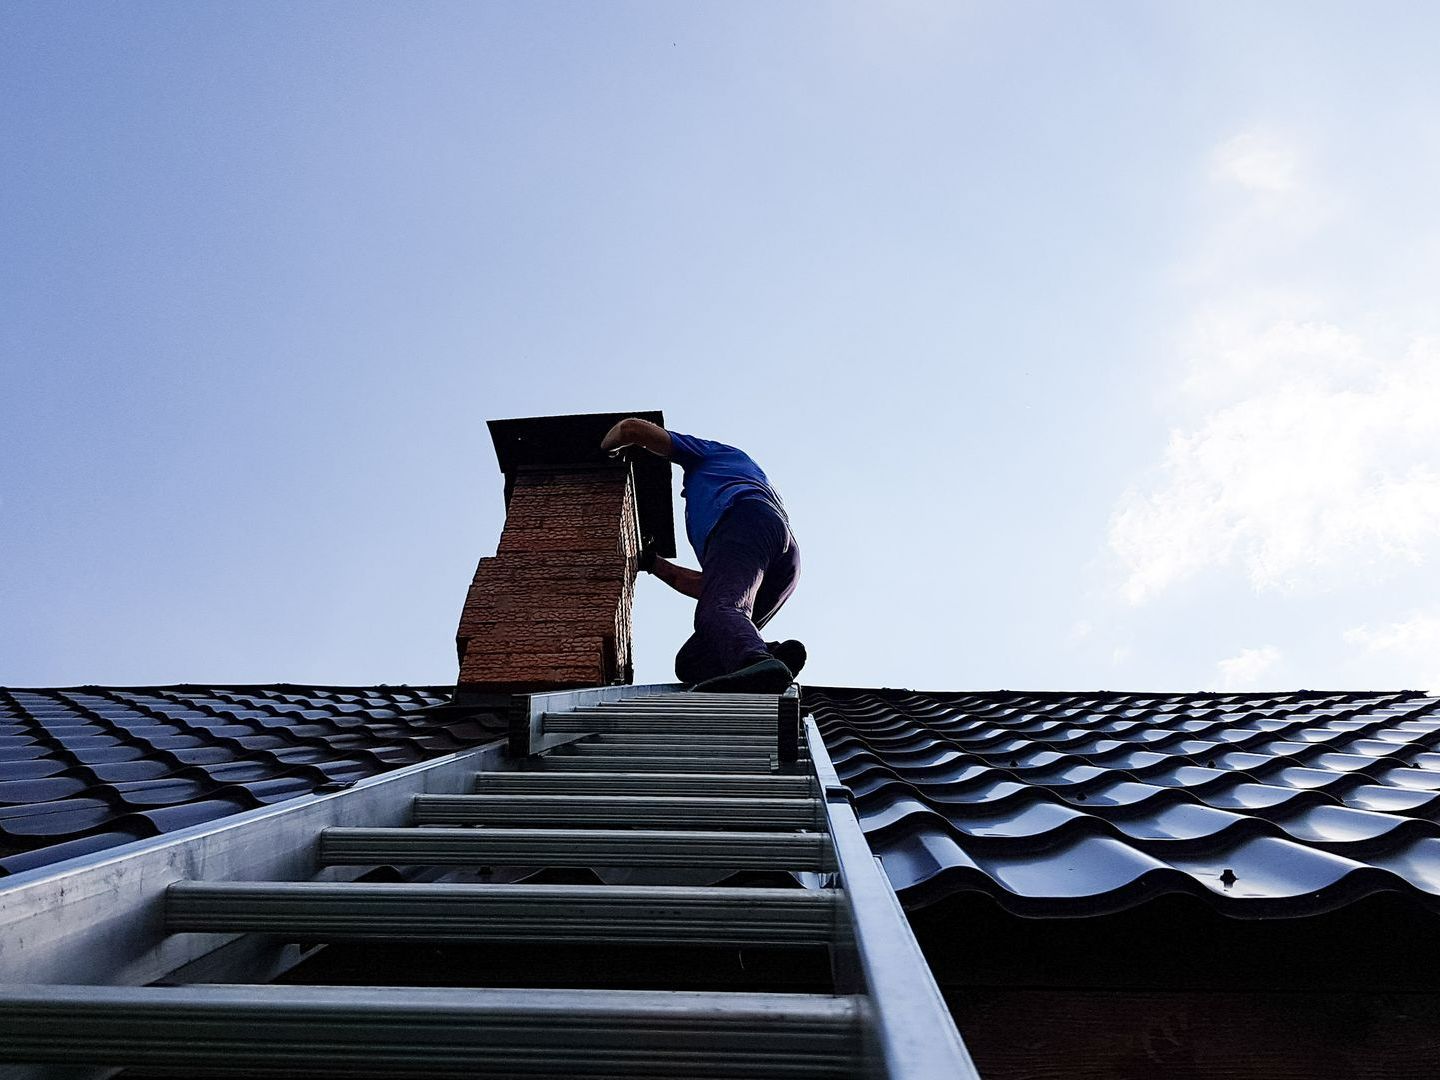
[0,685,978,1079]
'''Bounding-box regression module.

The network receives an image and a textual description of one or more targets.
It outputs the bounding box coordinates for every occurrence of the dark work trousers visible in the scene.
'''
[674,498,801,684]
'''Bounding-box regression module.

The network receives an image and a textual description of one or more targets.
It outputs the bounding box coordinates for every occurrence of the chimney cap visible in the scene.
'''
[487,411,677,557]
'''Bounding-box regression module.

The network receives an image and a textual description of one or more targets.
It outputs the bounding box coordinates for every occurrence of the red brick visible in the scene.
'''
[457,465,640,692]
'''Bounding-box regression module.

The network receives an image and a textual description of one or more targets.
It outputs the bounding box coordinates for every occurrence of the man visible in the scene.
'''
[600,417,805,693]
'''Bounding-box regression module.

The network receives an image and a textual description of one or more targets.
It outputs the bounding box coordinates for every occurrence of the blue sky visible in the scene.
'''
[4,2,1438,692]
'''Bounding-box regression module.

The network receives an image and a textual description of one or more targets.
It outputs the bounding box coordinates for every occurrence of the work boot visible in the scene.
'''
[691,656,794,694]
[766,640,807,678]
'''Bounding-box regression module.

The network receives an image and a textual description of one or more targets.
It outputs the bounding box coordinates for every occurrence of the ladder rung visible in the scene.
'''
[320,827,832,871]
[537,755,775,773]
[546,715,776,734]
[555,701,780,711]
[555,711,777,720]
[565,741,771,758]
[166,881,838,945]
[589,734,775,746]
[626,696,782,705]
[474,771,814,798]
[413,794,820,829]
[0,984,862,1077]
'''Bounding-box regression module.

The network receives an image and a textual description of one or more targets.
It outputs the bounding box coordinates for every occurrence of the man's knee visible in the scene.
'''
[674,634,708,683]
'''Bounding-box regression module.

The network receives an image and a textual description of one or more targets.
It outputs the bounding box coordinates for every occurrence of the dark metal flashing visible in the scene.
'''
[487,410,677,557]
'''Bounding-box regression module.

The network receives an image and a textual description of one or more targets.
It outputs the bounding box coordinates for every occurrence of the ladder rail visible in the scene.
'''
[804,716,982,1080]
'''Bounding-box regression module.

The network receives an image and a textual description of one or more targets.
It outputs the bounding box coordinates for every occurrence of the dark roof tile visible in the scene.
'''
[84,760,173,782]
[0,759,70,781]
[109,778,211,807]
[0,777,89,805]
[807,687,1440,917]
[0,830,144,876]
[0,798,118,839]
[133,798,254,833]
[0,684,502,875]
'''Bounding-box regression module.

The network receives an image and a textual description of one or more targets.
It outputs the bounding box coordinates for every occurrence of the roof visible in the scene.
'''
[0,685,503,877]
[804,686,1440,918]
[12,680,1440,926]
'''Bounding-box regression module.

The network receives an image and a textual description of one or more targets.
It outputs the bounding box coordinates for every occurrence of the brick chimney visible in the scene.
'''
[455,411,676,694]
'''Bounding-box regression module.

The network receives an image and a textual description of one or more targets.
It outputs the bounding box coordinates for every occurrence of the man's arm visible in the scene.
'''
[647,555,703,600]
[601,417,672,458]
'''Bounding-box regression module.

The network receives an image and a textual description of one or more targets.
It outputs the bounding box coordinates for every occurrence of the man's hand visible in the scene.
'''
[600,418,673,458]
[636,545,657,573]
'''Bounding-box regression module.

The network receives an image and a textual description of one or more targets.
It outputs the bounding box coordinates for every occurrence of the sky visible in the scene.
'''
[3,2,1439,693]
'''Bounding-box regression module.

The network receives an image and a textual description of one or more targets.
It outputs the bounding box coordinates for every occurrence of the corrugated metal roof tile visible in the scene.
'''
[807,687,1440,917]
[0,685,501,875]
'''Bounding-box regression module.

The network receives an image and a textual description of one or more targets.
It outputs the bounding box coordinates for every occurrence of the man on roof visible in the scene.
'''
[601,417,805,694]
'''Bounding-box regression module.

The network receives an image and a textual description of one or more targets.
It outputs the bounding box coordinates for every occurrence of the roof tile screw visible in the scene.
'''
[1220,868,1238,888]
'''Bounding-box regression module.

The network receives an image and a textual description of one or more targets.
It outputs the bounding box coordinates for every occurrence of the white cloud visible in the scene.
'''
[1102,121,1440,688]
[1111,325,1440,604]
[1345,614,1440,691]
[1345,613,1440,653]
[1178,316,1371,401]
[1182,128,1335,299]
[1217,645,1281,690]
[1212,132,1299,193]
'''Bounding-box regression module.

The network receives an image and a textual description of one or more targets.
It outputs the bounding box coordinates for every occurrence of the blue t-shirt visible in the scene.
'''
[667,431,788,559]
